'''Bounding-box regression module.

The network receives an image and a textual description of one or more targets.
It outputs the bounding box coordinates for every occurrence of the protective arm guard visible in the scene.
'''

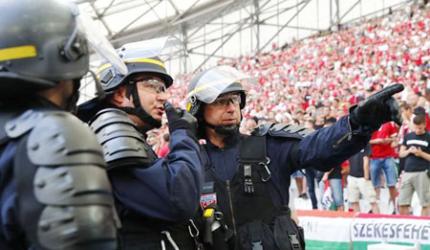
[253,123,313,173]
[6,110,118,250]
[294,116,370,172]
[256,120,369,173]
[252,123,313,138]
[89,108,156,170]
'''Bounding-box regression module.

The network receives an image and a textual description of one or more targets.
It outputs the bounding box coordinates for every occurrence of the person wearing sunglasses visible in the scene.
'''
[186,65,404,250]
[78,46,202,250]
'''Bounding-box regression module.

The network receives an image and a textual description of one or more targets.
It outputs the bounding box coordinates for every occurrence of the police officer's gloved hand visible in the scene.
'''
[164,102,198,140]
[349,84,404,133]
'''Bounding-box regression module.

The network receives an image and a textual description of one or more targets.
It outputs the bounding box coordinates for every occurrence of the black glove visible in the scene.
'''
[349,84,404,132]
[164,102,198,138]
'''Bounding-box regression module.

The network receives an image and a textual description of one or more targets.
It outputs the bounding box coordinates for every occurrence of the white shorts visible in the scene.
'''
[347,176,377,203]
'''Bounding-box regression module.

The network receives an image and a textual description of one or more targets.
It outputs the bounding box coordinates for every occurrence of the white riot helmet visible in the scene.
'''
[186,65,248,116]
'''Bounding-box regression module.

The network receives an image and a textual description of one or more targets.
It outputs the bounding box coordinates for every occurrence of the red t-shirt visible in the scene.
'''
[426,113,430,131]
[157,144,170,158]
[370,122,398,159]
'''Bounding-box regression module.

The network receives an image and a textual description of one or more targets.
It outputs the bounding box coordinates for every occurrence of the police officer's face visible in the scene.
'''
[203,92,242,127]
[134,74,169,121]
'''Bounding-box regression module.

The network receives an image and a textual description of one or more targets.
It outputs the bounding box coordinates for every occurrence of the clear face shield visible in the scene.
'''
[71,2,129,103]
[187,65,253,104]
[79,36,181,103]
[75,6,128,75]
[117,36,182,62]
[112,37,181,127]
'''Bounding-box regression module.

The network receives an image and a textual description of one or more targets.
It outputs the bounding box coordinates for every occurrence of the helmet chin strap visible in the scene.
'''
[120,84,161,132]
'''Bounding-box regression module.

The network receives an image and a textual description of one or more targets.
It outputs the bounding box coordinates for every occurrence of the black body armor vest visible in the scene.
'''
[89,108,199,250]
[200,123,312,250]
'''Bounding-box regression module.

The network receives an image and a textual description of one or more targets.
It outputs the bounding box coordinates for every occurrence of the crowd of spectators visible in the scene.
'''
[147,2,430,215]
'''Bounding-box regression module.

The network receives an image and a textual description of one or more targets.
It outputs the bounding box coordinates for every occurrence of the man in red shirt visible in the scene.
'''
[369,121,399,213]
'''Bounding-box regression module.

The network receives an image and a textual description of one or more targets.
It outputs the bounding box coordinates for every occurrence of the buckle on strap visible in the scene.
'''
[259,157,271,182]
[160,231,179,250]
[243,164,254,194]
[289,234,302,250]
[251,241,263,250]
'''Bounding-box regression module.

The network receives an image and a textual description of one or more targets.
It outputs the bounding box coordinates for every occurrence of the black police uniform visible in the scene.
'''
[0,99,117,250]
[0,0,120,248]
[78,106,202,250]
[199,118,369,250]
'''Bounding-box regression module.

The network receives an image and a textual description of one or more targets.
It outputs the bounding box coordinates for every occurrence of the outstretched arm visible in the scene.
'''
[290,84,404,172]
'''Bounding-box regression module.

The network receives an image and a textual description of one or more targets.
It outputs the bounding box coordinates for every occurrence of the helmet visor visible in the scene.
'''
[118,36,181,61]
[188,66,250,104]
[76,6,128,75]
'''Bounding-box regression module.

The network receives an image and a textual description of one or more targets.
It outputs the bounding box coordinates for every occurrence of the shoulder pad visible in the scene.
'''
[5,110,45,138]
[12,111,118,249]
[0,111,21,145]
[90,108,135,133]
[252,123,272,136]
[27,111,106,166]
[89,108,155,168]
[252,123,312,139]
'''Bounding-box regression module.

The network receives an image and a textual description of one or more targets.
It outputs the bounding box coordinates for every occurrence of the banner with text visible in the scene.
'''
[297,210,430,250]
[298,210,354,250]
[352,215,430,250]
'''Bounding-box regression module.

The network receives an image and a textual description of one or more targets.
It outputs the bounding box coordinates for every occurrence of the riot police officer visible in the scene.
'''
[77,45,202,249]
[0,0,118,249]
[186,66,404,250]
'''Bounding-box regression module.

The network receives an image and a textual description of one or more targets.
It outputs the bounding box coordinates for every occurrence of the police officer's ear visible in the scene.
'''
[110,85,133,108]
[37,80,74,108]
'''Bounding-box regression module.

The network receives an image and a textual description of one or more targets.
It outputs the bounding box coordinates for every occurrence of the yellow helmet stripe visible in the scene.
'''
[124,58,165,69]
[97,63,113,73]
[0,45,37,61]
[188,85,210,97]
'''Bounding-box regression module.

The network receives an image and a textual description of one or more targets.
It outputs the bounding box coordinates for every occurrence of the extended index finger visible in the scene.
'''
[370,83,404,101]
